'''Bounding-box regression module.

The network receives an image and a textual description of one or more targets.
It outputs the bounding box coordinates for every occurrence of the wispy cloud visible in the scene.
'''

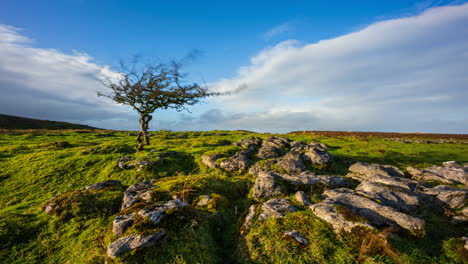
[262,21,295,40]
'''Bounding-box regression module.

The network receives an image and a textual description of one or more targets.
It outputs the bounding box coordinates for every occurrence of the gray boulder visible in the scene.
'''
[138,199,188,225]
[257,136,290,159]
[219,149,252,172]
[107,230,166,258]
[302,147,334,165]
[258,198,297,222]
[235,138,262,149]
[283,230,309,246]
[276,151,306,173]
[356,181,420,211]
[318,188,425,234]
[294,191,311,206]
[347,162,405,180]
[121,181,154,210]
[277,172,349,188]
[309,202,373,233]
[251,171,285,200]
[409,161,467,186]
[201,154,224,169]
[422,185,467,209]
[112,213,135,235]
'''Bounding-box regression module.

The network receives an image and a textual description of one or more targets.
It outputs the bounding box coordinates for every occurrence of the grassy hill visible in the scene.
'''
[0,114,96,130]
[0,129,466,263]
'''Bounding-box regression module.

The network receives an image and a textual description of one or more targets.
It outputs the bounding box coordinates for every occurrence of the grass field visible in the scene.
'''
[0,129,467,263]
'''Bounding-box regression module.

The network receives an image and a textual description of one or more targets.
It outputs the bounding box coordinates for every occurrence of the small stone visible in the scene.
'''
[107,230,166,258]
[294,191,311,206]
[283,230,309,246]
[112,213,135,235]
[258,198,297,222]
[201,154,224,169]
[121,181,154,210]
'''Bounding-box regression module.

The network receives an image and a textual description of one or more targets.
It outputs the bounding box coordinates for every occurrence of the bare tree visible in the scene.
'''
[98,59,226,151]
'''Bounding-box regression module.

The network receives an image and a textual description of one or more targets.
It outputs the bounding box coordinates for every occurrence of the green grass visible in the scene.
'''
[0,129,467,263]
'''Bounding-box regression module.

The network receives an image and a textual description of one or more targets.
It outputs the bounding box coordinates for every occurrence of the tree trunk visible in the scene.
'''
[136,114,152,151]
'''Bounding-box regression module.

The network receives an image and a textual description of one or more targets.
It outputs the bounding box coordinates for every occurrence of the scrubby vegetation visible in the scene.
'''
[0,129,467,263]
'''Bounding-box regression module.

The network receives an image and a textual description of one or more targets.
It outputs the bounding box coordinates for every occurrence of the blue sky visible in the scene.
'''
[0,0,467,132]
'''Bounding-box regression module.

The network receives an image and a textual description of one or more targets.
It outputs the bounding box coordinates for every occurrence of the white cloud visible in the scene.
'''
[191,3,468,133]
[262,21,295,40]
[0,25,132,128]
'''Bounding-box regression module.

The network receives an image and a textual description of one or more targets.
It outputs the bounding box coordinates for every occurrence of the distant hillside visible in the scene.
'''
[0,114,96,130]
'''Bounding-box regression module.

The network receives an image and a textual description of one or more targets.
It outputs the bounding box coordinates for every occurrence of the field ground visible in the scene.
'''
[0,129,467,263]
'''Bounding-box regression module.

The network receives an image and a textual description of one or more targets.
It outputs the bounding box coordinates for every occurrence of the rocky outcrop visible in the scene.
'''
[276,151,306,173]
[347,162,405,180]
[107,230,166,258]
[407,161,467,186]
[252,171,349,200]
[251,171,285,200]
[219,149,252,172]
[309,202,373,232]
[121,181,154,210]
[235,138,262,149]
[294,191,311,206]
[283,230,309,246]
[356,181,421,211]
[258,198,297,222]
[421,185,467,209]
[311,188,425,234]
[138,199,187,225]
[201,154,223,169]
[257,136,290,160]
[113,213,135,235]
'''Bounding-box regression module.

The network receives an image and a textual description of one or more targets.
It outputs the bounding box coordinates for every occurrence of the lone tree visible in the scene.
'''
[98,60,225,151]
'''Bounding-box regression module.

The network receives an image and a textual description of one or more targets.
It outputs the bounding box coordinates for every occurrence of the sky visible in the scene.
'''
[0,0,467,133]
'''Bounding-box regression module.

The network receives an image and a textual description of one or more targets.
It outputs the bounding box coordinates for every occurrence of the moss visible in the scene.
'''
[334,204,368,223]
[81,142,135,155]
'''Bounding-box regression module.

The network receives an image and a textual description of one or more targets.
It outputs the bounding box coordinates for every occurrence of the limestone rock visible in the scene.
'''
[462,237,468,251]
[356,181,420,211]
[347,162,405,180]
[251,171,285,200]
[235,138,262,149]
[318,188,425,234]
[201,154,223,169]
[408,161,467,186]
[112,213,135,235]
[241,205,257,236]
[278,172,349,188]
[309,202,373,232]
[121,181,154,210]
[422,185,467,209]
[81,180,121,190]
[248,159,277,176]
[138,199,188,225]
[294,191,311,206]
[258,199,297,222]
[283,230,309,246]
[302,148,334,165]
[276,151,306,173]
[219,149,252,172]
[257,136,290,159]
[107,230,166,258]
